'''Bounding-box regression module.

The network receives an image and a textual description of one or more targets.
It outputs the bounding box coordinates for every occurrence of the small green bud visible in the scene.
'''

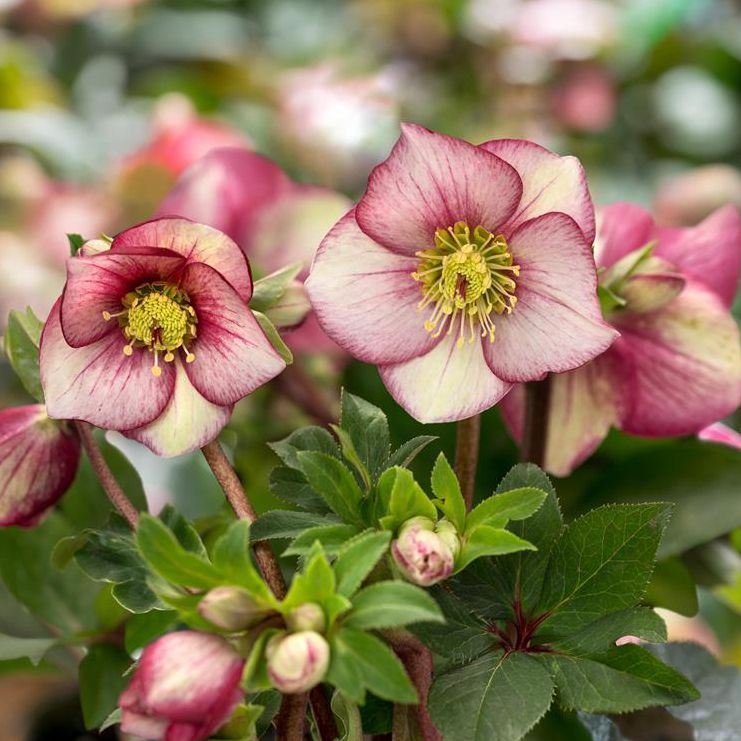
[198,586,267,632]
[286,602,326,633]
[399,515,436,535]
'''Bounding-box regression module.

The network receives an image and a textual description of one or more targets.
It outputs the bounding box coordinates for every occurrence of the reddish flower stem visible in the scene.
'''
[520,375,552,467]
[454,413,481,510]
[274,363,336,427]
[75,422,139,528]
[200,439,337,741]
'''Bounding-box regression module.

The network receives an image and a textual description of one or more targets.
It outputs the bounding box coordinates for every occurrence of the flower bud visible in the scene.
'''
[266,630,330,694]
[198,586,268,632]
[285,602,326,633]
[399,515,436,534]
[392,519,455,587]
[119,631,245,741]
[435,519,461,560]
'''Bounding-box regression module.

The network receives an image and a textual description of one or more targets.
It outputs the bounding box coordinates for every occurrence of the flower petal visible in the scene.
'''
[698,423,741,451]
[355,123,522,255]
[181,263,285,406]
[126,362,233,457]
[112,217,253,302]
[0,405,80,526]
[305,211,439,364]
[60,248,186,348]
[500,351,625,476]
[613,282,741,436]
[155,148,294,245]
[41,302,175,430]
[479,138,595,242]
[484,213,618,383]
[379,333,512,423]
[594,202,654,269]
[654,205,741,308]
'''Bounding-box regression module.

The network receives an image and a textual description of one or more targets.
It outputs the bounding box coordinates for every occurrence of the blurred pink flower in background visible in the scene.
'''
[277,64,400,190]
[503,203,741,475]
[654,165,741,227]
[553,65,616,133]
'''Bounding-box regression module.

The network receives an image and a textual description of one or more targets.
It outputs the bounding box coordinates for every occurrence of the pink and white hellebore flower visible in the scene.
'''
[119,631,245,741]
[502,203,741,475]
[306,124,617,421]
[266,630,330,694]
[0,405,80,527]
[156,147,351,351]
[40,218,285,457]
[391,516,458,587]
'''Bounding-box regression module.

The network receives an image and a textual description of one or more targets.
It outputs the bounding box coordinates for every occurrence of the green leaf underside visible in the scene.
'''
[429,650,554,741]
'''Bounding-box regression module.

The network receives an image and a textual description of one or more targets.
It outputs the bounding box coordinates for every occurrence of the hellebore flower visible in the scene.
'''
[119,631,245,741]
[391,517,458,587]
[40,217,285,457]
[306,124,616,421]
[156,147,351,351]
[502,203,741,475]
[266,630,330,694]
[0,405,80,527]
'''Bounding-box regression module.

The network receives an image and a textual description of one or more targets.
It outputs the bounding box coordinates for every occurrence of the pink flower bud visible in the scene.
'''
[285,602,326,633]
[119,631,245,741]
[435,519,461,560]
[0,406,80,527]
[266,631,330,694]
[392,519,456,587]
[198,586,269,632]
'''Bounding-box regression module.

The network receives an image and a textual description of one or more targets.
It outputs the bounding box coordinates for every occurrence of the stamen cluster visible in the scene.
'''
[412,222,520,347]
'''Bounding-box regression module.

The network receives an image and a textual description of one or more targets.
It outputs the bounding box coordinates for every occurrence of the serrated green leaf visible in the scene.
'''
[243,628,281,692]
[339,391,390,480]
[252,310,293,364]
[158,505,206,557]
[331,424,373,490]
[269,466,332,514]
[542,644,698,713]
[284,524,361,557]
[345,581,443,630]
[250,262,303,312]
[333,530,392,597]
[329,628,416,704]
[296,451,365,526]
[379,467,437,531]
[3,307,44,401]
[269,427,340,469]
[67,233,85,256]
[386,436,437,469]
[251,510,340,541]
[0,633,57,666]
[283,547,336,611]
[136,514,221,590]
[429,650,554,741]
[465,488,547,534]
[79,643,131,729]
[552,608,667,655]
[537,503,671,638]
[431,453,465,534]
[644,557,698,617]
[331,690,363,741]
[456,527,535,572]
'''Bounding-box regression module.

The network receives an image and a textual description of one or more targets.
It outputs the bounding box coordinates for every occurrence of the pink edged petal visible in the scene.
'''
[500,352,625,476]
[60,248,186,348]
[125,362,233,457]
[41,302,175,430]
[181,263,285,406]
[379,333,512,423]
[155,148,294,244]
[355,123,522,255]
[698,423,741,451]
[613,282,741,437]
[484,213,618,383]
[112,217,253,302]
[120,710,169,740]
[594,202,654,269]
[479,138,595,242]
[0,405,81,526]
[305,211,439,364]
[654,205,741,308]
[248,186,353,276]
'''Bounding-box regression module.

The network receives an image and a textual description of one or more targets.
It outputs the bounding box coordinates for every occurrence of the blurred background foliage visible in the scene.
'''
[1,0,741,739]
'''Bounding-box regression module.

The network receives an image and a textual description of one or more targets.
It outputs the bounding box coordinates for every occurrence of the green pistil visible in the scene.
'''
[103,282,197,377]
[412,222,519,347]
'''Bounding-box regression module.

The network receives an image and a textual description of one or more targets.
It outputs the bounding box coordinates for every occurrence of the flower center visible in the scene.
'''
[412,222,519,347]
[103,282,197,377]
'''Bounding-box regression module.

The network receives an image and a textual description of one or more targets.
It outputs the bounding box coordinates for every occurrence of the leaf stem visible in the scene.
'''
[74,422,138,528]
[520,376,552,467]
[454,413,481,510]
[200,439,338,741]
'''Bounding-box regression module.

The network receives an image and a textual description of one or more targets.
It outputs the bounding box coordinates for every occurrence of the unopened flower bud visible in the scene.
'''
[392,519,455,587]
[285,602,326,633]
[399,516,436,534]
[435,519,461,559]
[266,630,330,694]
[198,586,268,632]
